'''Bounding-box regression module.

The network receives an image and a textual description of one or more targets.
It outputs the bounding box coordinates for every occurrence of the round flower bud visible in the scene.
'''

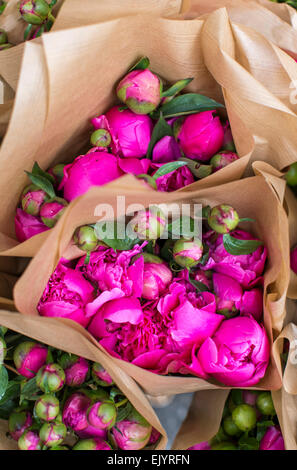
[232,404,257,432]
[210,151,239,172]
[173,238,203,268]
[36,363,65,393]
[0,29,8,45]
[90,129,111,148]
[40,197,68,228]
[59,354,89,387]
[256,392,276,416]
[34,394,60,422]
[13,341,48,378]
[21,184,48,216]
[39,421,67,448]
[286,162,297,187]
[91,363,114,387]
[73,438,112,450]
[140,253,172,300]
[19,0,51,25]
[116,69,162,115]
[18,430,42,450]
[9,410,33,441]
[87,401,117,430]
[208,204,239,234]
[130,206,166,240]
[223,415,241,437]
[73,226,99,253]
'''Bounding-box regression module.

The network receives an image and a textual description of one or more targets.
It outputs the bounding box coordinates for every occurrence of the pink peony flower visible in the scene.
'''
[259,426,285,450]
[37,262,94,327]
[116,69,161,115]
[203,230,267,288]
[176,111,224,161]
[60,152,123,202]
[15,208,49,242]
[194,316,270,386]
[101,106,153,158]
[152,162,195,192]
[62,392,90,432]
[152,136,181,163]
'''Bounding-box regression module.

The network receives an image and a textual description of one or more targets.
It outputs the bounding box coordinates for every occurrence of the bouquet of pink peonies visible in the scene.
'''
[173,388,285,450]
[14,56,243,243]
[0,312,167,450]
[13,172,289,395]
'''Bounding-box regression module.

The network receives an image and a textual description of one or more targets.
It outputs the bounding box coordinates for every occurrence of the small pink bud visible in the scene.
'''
[40,197,68,228]
[13,341,48,378]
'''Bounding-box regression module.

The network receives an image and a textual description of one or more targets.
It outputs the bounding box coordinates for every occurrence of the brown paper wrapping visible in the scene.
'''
[0,310,167,450]
[13,171,289,396]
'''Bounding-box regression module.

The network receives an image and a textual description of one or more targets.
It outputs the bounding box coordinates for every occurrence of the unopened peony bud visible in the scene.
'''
[173,238,203,268]
[21,184,48,216]
[130,206,166,240]
[91,363,114,387]
[222,415,241,437]
[210,151,239,172]
[285,162,297,187]
[208,204,239,234]
[211,441,237,450]
[90,129,111,148]
[256,392,276,416]
[259,426,285,450]
[0,29,7,45]
[116,69,162,115]
[36,363,65,393]
[59,354,89,387]
[242,390,259,406]
[19,0,51,25]
[40,197,68,228]
[39,421,67,448]
[18,430,42,450]
[232,404,257,432]
[111,408,152,450]
[13,341,48,378]
[73,438,112,450]
[140,253,172,300]
[73,226,99,253]
[9,410,33,441]
[87,401,117,430]
[34,394,60,422]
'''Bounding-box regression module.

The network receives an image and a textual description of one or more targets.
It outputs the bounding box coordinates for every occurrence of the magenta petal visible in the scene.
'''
[102,297,143,324]
[15,208,49,242]
[85,288,125,318]
[118,157,151,175]
[152,136,181,163]
[132,350,168,370]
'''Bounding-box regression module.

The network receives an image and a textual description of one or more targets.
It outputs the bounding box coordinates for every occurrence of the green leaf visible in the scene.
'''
[146,113,173,159]
[32,162,55,185]
[231,389,243,406]
[0,1,7,15]
[160,239,175,262]
[25,172,55,198]
[144,241,154,254]
[19,377,40,405]
[239,218,255,223]
[167,216,197,239]
[178,157,212,179]
[110,387,125,402]
[49,0,58,7]
[161,78,193,98]
[256,420,275,442]
[202,205,211,219]
[24,23,33,41]
[0,366,8,401]
[0,379,21,405]
[223,233,264,255]
[94,221,140,251]
[116,402,133,423]
[0,399,16,420]
[238,434,259,451]
[155,93,224,119]
[188,278,210,292]
[35,25,45,38]
[152,161,187,181]
[128,56,150,72]
[136,174,157,190]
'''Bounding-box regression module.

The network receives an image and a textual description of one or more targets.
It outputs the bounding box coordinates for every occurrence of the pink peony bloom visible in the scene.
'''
[76,244,144,299]
[37,262,94,327]
[195,316,270,386]
[141,254,172,300]
[259,426,285,450]
[237,288,263,322]
[290,245,297,274]
[60,152,123,202]
[176,111,224,161]
[188,441,211,450]
[152,136,181,163]
[152,162,195,192]
[203,230,267,288]
[102,106,153,158]
[15,208,49,242]
[116,69,161,115]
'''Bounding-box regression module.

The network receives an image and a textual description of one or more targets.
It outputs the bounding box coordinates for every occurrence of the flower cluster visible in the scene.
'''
[15,57,239,242]
[0,331,159,450]
[37,203,269,387]
[188,389,284,450]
